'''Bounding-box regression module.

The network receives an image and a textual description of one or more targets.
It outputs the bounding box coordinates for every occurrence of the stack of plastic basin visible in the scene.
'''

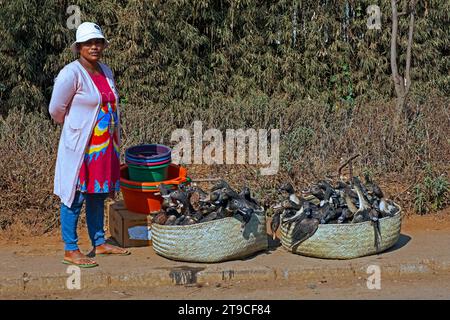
[125,144,172,182]
[120,144,190,214]
[120,164,190,214]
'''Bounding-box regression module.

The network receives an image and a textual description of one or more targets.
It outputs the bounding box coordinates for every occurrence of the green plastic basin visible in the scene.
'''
[127,162,170,182]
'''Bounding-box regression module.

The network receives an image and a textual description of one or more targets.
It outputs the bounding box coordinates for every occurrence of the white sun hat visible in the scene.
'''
[70,22,109,53]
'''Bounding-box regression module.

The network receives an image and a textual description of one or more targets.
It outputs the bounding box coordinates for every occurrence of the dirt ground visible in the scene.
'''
[2,273,449,300]
[2,207,450,249]
[1,208,450,300]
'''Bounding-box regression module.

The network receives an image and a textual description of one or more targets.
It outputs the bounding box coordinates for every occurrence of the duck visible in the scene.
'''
[201,210,219,222]
[368,208,382,251]
[210,188,230,207]
[335,180,349,190]
[319,203,341,224]
[211,180,231,192]
[303,200,319,217]
[153,202,181,225]
[273,199,301,212]
[188,191,201,212]
[309,184,325,201]
[269,200,298,234]
[278,182,301,205]
[239,186,260,209]
[337,207,351,224]
[289,210,319,249]
[270,211,282,239]
[170,190,190,215]
[189,210,204,223]
[321,182,340,208]
[351,178,372,223]
[174,215,186,225]
[165,214,178,225]
[226,187,259,216]
[317,180,335,194]
[353,176,372,202]
[198,202,217,217]
[228,198,254,225]
[158,184,175,210]
[282,204,306,225]
[364,174,384,199]
[209,189,220,204]
[191,184,209,202]
[337,190,347,208]
[158,183,173,197]
[351,177,384,253]
[180,215,197,225]
[152,211,169,225]
[283,198,320,225]
[378,197,399,217]
[215,206,227,219]
[342,187,358,219]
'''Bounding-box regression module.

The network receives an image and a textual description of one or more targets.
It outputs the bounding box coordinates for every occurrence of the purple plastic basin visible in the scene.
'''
[125,144,171,160]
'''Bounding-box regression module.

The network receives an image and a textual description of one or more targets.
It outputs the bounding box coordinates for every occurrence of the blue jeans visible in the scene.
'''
[60,191,108,251]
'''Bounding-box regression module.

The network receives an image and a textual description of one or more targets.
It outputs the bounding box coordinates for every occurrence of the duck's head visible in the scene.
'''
[170,190,189,207]
[278,182,295,195]
[212,188,230,205]
[209,190,220,203]
[240,186,251,197]
[224,187,240,200]
[211,180,230,192]
[317,180,333,191]
[335,180,349,190]
[157,183,173,197]
[309,184,325,199]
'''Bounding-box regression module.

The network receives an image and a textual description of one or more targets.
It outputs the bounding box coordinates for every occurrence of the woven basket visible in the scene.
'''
[152,209,268,263]
[280,205,402,259]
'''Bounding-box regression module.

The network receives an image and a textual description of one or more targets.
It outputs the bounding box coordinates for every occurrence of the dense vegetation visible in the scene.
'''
[0,1,448,234]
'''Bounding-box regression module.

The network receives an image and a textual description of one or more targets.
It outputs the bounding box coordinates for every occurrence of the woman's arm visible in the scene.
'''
[49,67,77,124]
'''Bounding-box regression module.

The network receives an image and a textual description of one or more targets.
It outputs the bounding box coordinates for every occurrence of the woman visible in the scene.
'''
[49,22,129,268]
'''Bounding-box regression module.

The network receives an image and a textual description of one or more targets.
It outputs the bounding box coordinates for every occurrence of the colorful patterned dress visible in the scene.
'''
[77,71,120,194]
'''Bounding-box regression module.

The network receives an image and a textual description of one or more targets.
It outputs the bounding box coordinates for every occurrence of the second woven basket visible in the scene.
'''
[280,205,402,260]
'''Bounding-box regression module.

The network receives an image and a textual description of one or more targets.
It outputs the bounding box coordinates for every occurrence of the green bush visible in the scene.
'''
[1,1,449,115]
[414,164,449,215]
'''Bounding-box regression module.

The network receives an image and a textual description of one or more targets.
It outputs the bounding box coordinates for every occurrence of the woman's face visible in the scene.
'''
[78,38,105,63]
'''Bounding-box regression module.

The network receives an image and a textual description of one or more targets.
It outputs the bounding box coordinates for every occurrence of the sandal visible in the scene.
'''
[95,243,131,256]
[62,249,98,268]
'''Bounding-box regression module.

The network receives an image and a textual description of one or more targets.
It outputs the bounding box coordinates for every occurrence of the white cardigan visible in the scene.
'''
[49,60,120,207]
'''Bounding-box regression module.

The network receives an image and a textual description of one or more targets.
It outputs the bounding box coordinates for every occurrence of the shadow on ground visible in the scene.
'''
[383,234,411,254]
